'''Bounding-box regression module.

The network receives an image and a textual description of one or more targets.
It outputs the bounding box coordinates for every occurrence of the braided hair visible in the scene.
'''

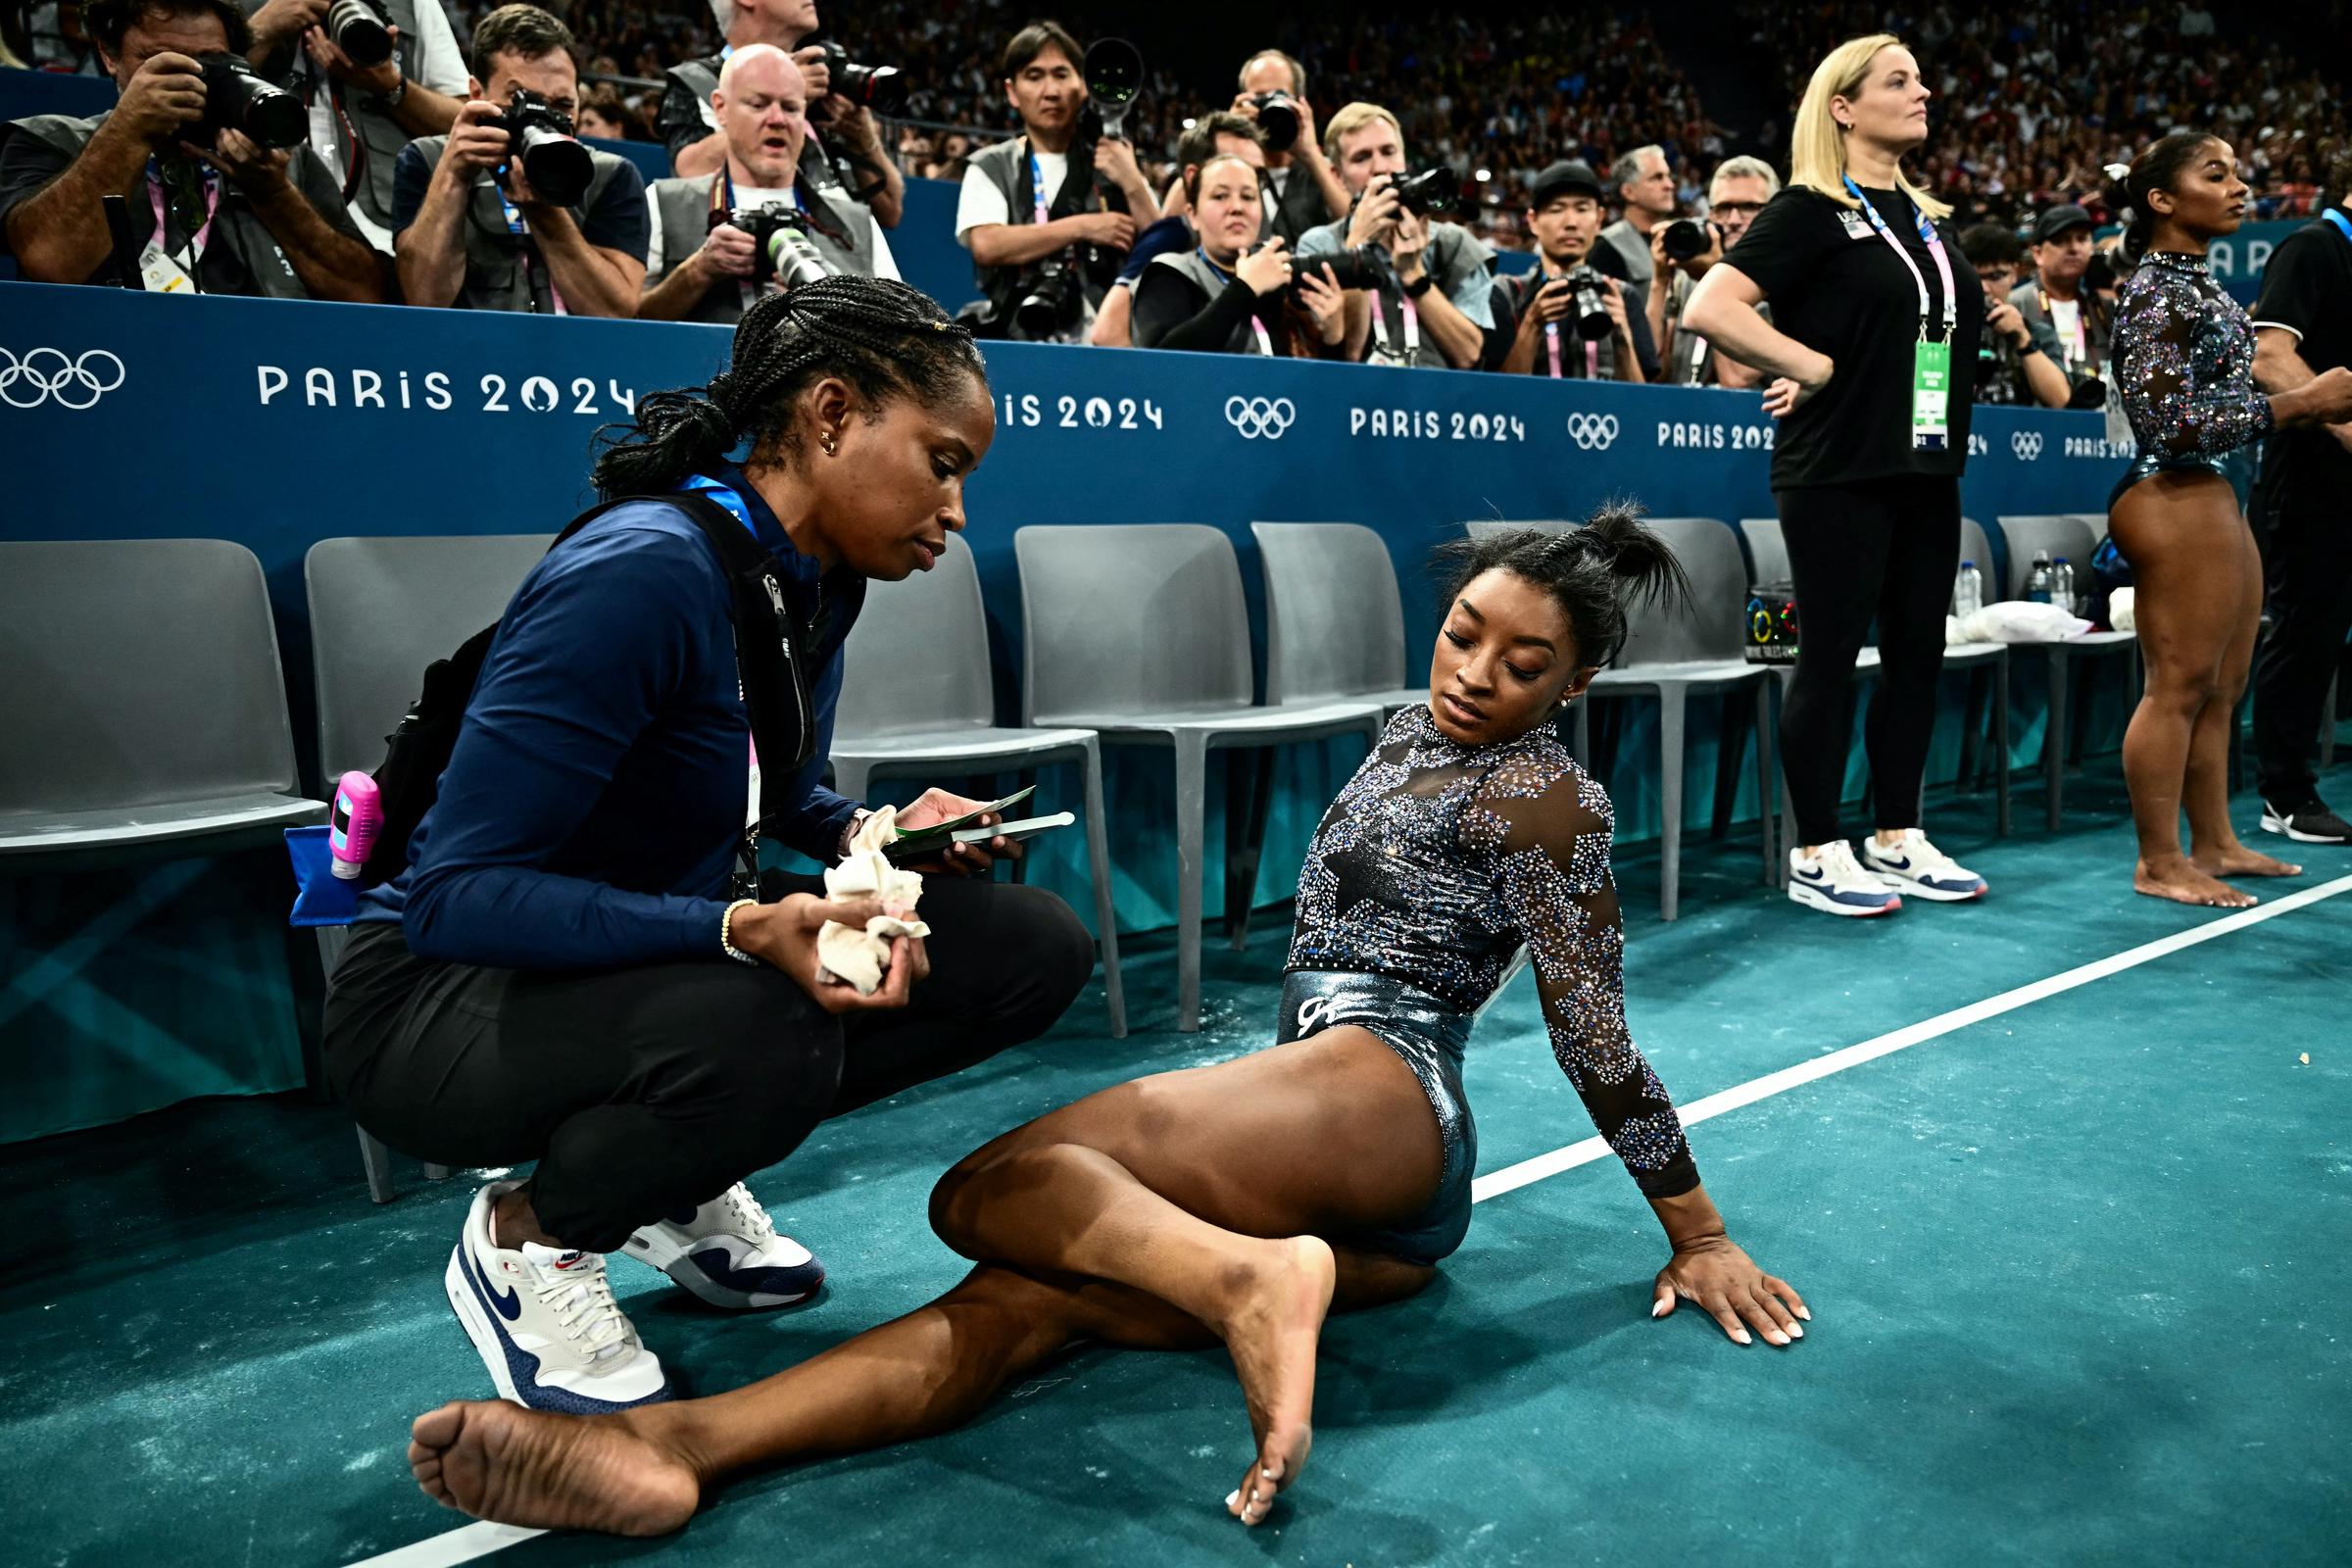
[2101,131,2217,264]
[591,276,985,497]
[1432,504,1690,670]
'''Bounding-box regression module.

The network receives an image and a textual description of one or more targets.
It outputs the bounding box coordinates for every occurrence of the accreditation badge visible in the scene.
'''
[1911,338,1951,450]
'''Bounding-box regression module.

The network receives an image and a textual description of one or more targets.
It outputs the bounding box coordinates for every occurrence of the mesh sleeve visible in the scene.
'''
[2117,269,2275,460]
[1465,760,1700,1199]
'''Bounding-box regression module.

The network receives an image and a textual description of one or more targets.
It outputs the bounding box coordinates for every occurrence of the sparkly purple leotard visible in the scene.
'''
[1276,706,1698,1264]
[2108,250,2276,509]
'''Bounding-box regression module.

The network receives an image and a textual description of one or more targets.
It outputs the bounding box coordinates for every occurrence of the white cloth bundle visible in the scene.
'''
[2109,587,2136,632]
[817,806,929,996]
[1952,601,2095,644]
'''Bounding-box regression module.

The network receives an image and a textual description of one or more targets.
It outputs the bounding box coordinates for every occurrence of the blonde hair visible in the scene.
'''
[1788,33,1950,219]
[1322,101,1404,165]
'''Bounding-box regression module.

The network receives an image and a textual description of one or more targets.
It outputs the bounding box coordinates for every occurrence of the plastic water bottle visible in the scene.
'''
[2027,550,2054,605]
[1952,560,1984,618]
[2051,557,2077,617]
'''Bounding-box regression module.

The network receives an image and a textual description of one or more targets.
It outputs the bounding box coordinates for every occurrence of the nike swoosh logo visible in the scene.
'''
[466,1241,523,1322]
[1879,857,1912,870]
[1796,866,1825,881]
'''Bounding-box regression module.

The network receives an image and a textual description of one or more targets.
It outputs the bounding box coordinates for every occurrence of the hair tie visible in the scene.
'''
[2102,162,2132,183]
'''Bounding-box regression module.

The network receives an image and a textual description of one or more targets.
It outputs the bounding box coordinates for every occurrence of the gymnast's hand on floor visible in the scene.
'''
[1651,1236,1809,1348]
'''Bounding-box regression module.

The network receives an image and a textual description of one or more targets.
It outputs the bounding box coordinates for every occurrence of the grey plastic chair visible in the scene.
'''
[1016,524,1387,1032]
[1740,515,2011,866]
[831,533,1125,1037]
[1253,522,1430,716]
[307,533,551,1200]
[1563,517,1775,920]
[1995,514,2141,829]
[0,540,322,863]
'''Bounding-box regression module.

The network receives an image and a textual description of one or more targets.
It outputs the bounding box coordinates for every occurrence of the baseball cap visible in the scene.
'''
[1530,160,1605,209]
[2033,204,2095,242]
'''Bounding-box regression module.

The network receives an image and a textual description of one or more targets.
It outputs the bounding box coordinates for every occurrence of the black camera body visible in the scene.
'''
[1013,258,1083,339]
[325,0,394,69]
[493,88,593,206]
[1390,166,1458,220]
[1661,217,1713,262]
[814,41,907,116]
[728,205,831,288]
[1250,89,1301,152]
[193,53,306,149]
[1560,265,1616,341]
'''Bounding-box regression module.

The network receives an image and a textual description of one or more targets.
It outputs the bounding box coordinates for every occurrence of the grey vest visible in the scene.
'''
[647,170,878,324]
[1261,161,1331,247]
[967,135,1113,333]
[666,53,847,194]
[10,113,310,297]
[1147,249,1271,354]
[245,0,428,241]
[406,134,633,313]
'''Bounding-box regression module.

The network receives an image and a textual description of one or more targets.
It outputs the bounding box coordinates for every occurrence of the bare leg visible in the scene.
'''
[2189,516,2301,879]
[2112,474,2256,907]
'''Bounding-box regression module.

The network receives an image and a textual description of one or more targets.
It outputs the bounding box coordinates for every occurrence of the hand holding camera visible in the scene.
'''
[1092,136,1144,191]
[1387,206,1430,275]
[115,51,210,145]
[1292,261,1346,344]
[302,8,402,97]
[1071,210,1137,250]
[1653,217,1722,279]
[1984,296,2032,352]
[444,99,514,177]
[183,124,293,193]
[248,0,333,54]
[1345,173,1402,249]
[694,220,760,281]
[1236,236,1293,296]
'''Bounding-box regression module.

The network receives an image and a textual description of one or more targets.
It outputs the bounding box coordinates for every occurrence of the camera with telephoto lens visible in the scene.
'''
[812,41,907,116]
[1661,217,1713,262]
[1013,259,1083,338]
[728,205,833,288]
[1287,243,1382,297]
[1389,165,1458,220]
[2067,375,2108,411]
[325,0,394,68]
[192,53,306,149]
[1250,88,1300,152]
[492,88,593,206]
[2082,251,2119,295]
[1562,265,1615,340]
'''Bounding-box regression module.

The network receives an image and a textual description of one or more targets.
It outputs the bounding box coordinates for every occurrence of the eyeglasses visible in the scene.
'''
[1710,201,1765,217]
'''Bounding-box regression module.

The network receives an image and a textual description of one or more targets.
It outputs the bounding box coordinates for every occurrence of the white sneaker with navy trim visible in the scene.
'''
[443,1180,672,1414]
[622,1183,826,1310]
[1788,840,1903,917]
[1859,830,1988,902]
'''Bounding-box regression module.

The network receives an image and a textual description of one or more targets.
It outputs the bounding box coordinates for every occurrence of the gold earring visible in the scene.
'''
[820,431,837,455]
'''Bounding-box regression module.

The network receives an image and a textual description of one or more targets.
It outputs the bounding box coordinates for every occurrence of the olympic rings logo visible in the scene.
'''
[1225,395,1296,440]
[1566,412,1620,451]
[2011,430,2044,462]
[0,348,126,411]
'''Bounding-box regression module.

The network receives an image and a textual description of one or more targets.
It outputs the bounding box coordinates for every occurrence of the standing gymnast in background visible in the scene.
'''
[2102,132,2352,906]
[400,512,1808,1539]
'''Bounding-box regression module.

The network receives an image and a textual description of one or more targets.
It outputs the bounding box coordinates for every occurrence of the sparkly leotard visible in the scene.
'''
[1277,706,1699,1264]
[2108,250,2275,511]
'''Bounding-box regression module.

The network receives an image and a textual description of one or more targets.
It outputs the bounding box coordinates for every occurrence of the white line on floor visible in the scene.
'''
[1470,871,2352,1202]
[348,871,2352,1568]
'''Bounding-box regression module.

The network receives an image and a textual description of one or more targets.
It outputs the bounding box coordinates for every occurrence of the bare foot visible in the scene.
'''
[1215,1236,1336,1527]
[2133,858,2256,908]
[409,1399,700,1538]
[2191,843,2301,879]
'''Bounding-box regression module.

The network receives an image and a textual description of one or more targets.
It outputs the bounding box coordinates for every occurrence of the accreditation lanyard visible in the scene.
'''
[681,473,777,843]
[2324,209,2352,245]
[497,179,568,316]
[1536,273,1598,378]
[720,170,801,308]
[1198,248,1274,356]
[1028,147,1052,225]
[1842,175,1956,449]
[145,158,220,272]
[1370,288,1420,366]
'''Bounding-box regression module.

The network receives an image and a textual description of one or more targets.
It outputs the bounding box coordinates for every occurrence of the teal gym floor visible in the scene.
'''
[5,769,2348,1566]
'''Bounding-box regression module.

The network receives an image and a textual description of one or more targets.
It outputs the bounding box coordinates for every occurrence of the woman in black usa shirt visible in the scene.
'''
[1686,32,1988,920]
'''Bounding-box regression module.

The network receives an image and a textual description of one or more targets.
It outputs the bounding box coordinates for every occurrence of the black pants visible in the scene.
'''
[323,875,1094,1252]
[2253,502,2352,808]
[1779,475,1962,847]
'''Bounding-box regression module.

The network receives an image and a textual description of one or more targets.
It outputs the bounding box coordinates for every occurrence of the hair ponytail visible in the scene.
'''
[1433,503,1690,669]
[589,279,983,498]
[2102,130,2215,264]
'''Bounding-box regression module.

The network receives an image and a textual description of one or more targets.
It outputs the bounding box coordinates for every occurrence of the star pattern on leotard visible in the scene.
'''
[2113,251,2275,461]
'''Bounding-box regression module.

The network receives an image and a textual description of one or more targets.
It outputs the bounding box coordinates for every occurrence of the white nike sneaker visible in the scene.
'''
[1788,840,1903,916]
[444,1180,672,1414]
[621,1183,826,1310]
[1859,829,1988,902]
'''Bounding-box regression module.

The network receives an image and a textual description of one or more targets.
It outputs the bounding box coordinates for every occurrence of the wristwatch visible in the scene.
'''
[1401,271,1435,299]
[371,74,408,111]
[837,808,873,861]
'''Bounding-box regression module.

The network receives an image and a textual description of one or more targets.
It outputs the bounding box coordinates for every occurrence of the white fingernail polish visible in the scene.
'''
[1224,1491,1240,1508]
[1788,1323,1803,1339]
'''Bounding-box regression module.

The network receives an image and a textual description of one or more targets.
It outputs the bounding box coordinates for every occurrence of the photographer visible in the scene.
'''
[1488,159,1655,382]
[1592,142,1674,290]
[956,20,1156,344]
[2008,203,2110,404]
[1957,222,2068,407]
[0,0,383,297]
[639,43,896,325]
[1090,109,1259,349]
[325,279,1095,1413]
[1228,47,1345,245]
[1645,156,1775,389]
[1296,101,1494,370]
[659,0,904,232]
[390,4,646,315]
[238,0,468,253]
[1130,152,1344,356]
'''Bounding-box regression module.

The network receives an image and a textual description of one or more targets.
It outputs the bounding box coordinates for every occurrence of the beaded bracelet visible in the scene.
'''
[719,899,760,966]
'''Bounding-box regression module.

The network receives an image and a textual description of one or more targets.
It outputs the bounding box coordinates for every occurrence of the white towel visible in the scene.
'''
[816,806,929,996]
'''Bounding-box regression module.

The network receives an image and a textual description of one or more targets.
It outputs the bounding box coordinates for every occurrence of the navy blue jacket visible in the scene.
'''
[357,466,862,968]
